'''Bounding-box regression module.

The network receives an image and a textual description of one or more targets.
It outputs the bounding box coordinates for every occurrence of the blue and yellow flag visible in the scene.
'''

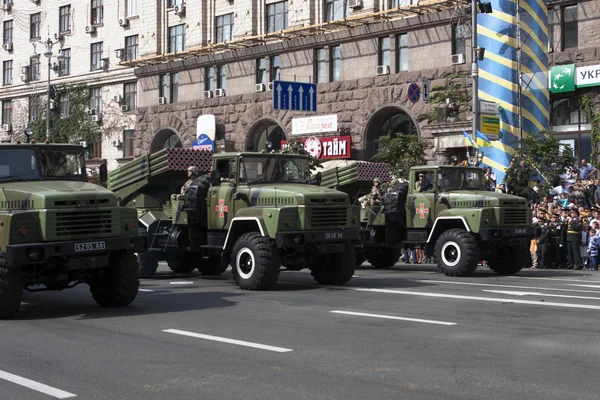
[476,130,493,147]
[463,130,478,148]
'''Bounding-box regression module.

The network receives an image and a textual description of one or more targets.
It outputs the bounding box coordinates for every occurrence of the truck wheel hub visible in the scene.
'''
[236,247,255,279]
[441,242,461,267]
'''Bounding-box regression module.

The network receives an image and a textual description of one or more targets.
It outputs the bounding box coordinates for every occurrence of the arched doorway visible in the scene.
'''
[149,128,183,154]
[246,118,285,152]
[364,106,419,160]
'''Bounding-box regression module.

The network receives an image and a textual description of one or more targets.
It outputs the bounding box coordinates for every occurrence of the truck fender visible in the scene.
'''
[425,217,471,253]
[223,217,268,251]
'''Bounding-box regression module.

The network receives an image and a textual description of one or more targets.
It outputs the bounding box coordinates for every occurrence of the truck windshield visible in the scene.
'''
[439,168,487,191]
[0,148,86,182]
[241,156,311,184]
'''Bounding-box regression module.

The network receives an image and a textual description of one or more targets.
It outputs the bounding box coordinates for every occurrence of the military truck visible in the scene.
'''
[108,148,366,290]
[0,143,145,319]
[320,161,534,277]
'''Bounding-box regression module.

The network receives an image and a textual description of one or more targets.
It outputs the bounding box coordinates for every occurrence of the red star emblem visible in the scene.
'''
[416,203,429,219]
[215,199,228,218]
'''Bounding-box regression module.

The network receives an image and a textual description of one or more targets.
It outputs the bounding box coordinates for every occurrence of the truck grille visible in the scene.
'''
[55,210,113,237]
[310,207,347,229]
[503,208,528,226]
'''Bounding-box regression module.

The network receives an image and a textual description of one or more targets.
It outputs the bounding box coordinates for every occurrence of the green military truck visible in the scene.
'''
[320,161,534,277]
[108,148,366,290]
[0,143,145,319]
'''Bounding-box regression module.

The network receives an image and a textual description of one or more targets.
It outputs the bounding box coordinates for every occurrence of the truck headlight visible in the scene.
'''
[27,247,44,261]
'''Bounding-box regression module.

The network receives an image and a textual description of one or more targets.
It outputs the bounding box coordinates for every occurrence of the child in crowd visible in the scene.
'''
[587,228,600,271]
[557,192,570,208]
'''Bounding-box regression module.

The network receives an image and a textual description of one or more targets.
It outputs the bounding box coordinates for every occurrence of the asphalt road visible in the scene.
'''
[2,262,600,400]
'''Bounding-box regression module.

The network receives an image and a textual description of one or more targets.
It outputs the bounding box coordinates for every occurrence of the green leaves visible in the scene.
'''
[279,137,322,172]
[372,134,432,180]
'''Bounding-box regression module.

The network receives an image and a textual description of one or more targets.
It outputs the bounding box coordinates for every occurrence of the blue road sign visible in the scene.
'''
[273,80,317,112]
[408,83,420,103]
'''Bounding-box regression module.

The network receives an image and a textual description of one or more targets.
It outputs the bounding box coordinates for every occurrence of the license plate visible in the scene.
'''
[324,232,344,240]
[514,228,527,234]
[75,241,106,252]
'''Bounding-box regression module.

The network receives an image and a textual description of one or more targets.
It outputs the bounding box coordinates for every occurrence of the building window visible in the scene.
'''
[123,130,135,158]
[125,35,138,61]
[170,73,178,103]
[125,0,138,18]
[168,24,185,53]
[452,23,467,56]
[390,0,413,7]
[378,36,390,67]
[216,13,233,43]
[91,0,104,25]
[3,60,12,85]
[167,0,180,6]
[29,56,40,81]
[2,100,12,125]
[314,48,326,84]
[204,67,214,92]
[396,33,408,72]
[550,97,591,162]
[562,5,578,50]
[325,0,346,21]
[90,42,103,70]
[329,45,341,82]
[59,6,71,33]
[217,65,226,89]
[124,82,137,110]
[89,139,102,160]
[30,99,40,122]
[548,8,554,51]
[59,49,71,76]
[59,93,69,118]
[256,58,267,85]
[159,74,168,100]
[3,20,12,45]
[30,13,41,39]
[267,1,288,33]
[270,55,280,81]
[90,87,102,113]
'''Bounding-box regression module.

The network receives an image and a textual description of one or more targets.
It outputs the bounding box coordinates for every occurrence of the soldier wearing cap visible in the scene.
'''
[369,177,384,206]
[181,166,200,195]
[566,207,583,269]
[536,216,551,269]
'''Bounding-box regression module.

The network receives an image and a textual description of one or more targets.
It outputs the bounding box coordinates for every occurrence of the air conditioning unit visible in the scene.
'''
[1,4,11,11]
[91,115,101,123]
[173,4,186,15]
[267,82,274,91]
[158,97,167,104]
[204,90,213,99]
[348,0,362,9]
[31,0,40,4]
[112,140,122,147]
[85,25,96,34]
[3,43,12,51]
[21,74,28,82]
[121,105,129,112]
[98,58,109,69]
[31,116,37,122]
[376,65,390,76]
[119,19,129,27]
[451,53,466,65]
[21,65,29,75]
[79,141,87,148]
[49,100,55,110]
[548,43,553,53]
[115,49,125,59]
[215,88,226,97]
[2,124,11,132]
[113,94,122,103]
[87,108,96,115]
[255,83,265,92]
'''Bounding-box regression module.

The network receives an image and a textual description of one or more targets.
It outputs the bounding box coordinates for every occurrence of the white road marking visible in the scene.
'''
[350,287,600,310]
[352,275,360,278]
[412,279,600,294]
[0,369,76,399]
[483,290,600,301]
[163,329,293,353]
[505,276,600,284]
[330,310,456,326]
[169,281,194,285]
[569,284,600,289]
[138,288,154,292]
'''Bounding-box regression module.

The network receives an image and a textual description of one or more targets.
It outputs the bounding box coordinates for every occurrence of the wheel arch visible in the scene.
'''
[425,217,470,254]
[223,217,267,251]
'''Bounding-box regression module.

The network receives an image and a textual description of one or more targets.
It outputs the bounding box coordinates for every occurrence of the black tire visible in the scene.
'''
[167,254,199,273]
[198,255,228,275]
[488,245,528,275]
[0,252,22,320]
[231,233,281,290]
[355,249,367,267]
[311,242,355,285]
[137,252,159,278]
[434,229,479,277]
[90,251,139,307]
[366,247,401,269]
[186,174,210,229]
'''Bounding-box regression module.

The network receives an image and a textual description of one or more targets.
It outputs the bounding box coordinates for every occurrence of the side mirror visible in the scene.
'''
[234,192,250,203]
[210,170,221,186]
[99,164,108,183]
[315,172,322,186]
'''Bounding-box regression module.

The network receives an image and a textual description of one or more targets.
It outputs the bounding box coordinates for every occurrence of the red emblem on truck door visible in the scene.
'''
[216,199,228,218]
[416,203,429,219]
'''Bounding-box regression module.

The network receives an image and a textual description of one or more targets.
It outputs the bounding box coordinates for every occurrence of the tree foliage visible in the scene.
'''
[279,137,322,172]
[371,134,432,180]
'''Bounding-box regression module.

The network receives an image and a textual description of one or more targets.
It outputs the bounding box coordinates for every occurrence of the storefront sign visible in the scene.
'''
[479,100,499,115]
[480,115,500,140]
[193,115,215,151]
[549,64,600,93]
[281,136,351,159]
[576,64,600,88]
[291,115,338,135]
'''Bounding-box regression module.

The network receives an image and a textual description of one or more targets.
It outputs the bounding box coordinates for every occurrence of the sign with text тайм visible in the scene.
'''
[281,136,351,160]
[292,114,337,135]
[272,80,317,112]
[480,115,500,140]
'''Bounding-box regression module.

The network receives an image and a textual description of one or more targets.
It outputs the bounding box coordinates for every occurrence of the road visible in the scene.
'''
[2,263,600,400]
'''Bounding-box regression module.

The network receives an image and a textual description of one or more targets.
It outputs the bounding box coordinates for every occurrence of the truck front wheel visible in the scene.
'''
[231,233,281,290]
[488,245,528,275]
[0,252,22,319]
[366,247,401,269]
[434,229,479,277]
[311,242,355,285]
[90,251,139,307]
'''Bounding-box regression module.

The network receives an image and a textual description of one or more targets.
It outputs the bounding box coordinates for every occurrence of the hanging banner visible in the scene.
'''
[291,115,338,135]
[281,136,351,159]
[193,115,215,151]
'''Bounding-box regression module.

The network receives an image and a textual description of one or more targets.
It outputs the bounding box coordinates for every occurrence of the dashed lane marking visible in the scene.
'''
[330,310,456,326]
[568,284,600,289]
[483,290,600,301]
[412,279,600,294]
[163,329,294,353]
[169,282,194,285]
[138,289,155,292]
[0,369,77,399]
[505,276,600,284]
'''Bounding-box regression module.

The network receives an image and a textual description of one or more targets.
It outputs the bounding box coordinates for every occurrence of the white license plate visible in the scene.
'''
[514,228,527,234]
[75,241,106,252]
[324,232,344,240]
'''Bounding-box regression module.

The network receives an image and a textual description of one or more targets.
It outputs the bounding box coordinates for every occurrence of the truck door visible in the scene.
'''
[407,169,436,229]
[208,158,237,231]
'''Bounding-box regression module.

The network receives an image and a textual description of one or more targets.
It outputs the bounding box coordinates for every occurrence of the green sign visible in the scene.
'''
[550,64,575,93]
[480,115,500,135]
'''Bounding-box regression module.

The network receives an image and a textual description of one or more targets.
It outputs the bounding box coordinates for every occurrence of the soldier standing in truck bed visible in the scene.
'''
[369,177,384,205]
[566,208,583,270]
[181,166,200,194]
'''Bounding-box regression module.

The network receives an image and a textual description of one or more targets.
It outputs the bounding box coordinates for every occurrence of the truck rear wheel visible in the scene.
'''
[366,247,400,269]
[167,254,198,274]
[311,242,355,285]
[488,245,528,275]
[0,252,22,319]
[231,233,281,290]
[434,229,479,277]
[198,255,228,275]
[90,251,139,307]
[137,252,159,278]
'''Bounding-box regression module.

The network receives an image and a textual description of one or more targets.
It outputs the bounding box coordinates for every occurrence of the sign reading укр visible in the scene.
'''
[292,115,338,135]
[281,136,351,160]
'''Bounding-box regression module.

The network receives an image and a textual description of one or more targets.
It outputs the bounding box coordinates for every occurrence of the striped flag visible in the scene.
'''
[476,130,493,147]
[463,130,478,148]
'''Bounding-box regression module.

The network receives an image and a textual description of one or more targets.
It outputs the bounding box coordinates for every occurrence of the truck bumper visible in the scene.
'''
[274,229,369,249]
[478,226,535,242]
[6,235,146,266]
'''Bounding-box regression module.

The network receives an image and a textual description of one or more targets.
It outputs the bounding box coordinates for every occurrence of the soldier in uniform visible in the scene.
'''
[368,177,384,206]
[181,166,200,195]
[566,208,583,270]
[549,213,562,268]
[536,217,551,269]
